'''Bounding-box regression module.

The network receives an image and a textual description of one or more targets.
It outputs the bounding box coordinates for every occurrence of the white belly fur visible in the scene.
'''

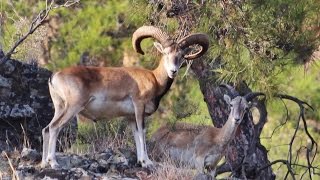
[81,95,135,119]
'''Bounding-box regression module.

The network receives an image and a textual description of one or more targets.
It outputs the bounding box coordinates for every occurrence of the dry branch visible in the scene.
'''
[257,94,318,180]
[0,0,79,64]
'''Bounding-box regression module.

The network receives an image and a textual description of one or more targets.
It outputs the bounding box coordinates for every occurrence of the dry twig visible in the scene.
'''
[256,94,318,180]
[0,0,79,64]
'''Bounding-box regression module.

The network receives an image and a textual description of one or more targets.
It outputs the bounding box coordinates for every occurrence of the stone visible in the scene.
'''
[36,168,69,179]
[70,154,86,167]
[0,105,11,118]
[56,154,72,169]
[16,165,36,176]
[95,148,114,161]
[0,59,76,152]
[68,168,91,179]
[98,158,110,168]
[3,60,15,75]
[118,148,137,166]
[108,153,128,165]
[21,148,41,163]
[0,75,12,88]
[88,161,100,172]
[123,167,151,179]
[10,104,35,118]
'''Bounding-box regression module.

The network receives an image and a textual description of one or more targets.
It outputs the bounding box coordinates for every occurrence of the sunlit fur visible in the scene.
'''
[40,32,209,169]
[41,55,174,169]
[41,25,209,169]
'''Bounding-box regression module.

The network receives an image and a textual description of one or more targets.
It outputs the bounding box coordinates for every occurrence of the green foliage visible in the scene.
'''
[126,0,151,27]
[248,0,320,62]
[194,0,320,95]
[276,64,320,120]
[48,0,131,69]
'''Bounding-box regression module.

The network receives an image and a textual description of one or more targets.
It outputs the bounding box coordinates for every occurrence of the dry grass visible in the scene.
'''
[151,159,194,180]
[0,118,198,179]
[65,119,197,179]
[13,17,47,63]
[0,150,21,180]
[2,152,18,180]
[0,125,32,180]
[3,5,47,63]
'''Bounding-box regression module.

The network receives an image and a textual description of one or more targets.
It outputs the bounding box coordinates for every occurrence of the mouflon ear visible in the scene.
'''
[248,101,253,108]
[224,94,232,105]
[154,42,164,54]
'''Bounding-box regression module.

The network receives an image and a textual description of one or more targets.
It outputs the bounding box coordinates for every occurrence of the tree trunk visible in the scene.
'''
[191,59,275,179]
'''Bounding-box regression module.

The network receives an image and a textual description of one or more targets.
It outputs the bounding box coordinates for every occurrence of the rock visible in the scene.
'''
[124,167,151,179]
[88,161,100,172]
[21,148,41,163]
[68,168,91,179]
[55,153,90,169]
[0,75,12,88]
[0,105,11,118]
[108,151,129,165]
[95,148,113,161]
[70,154,86,167]
[10,104,35,118]
[0,59,77,152]
[118,148,137,166]
[16,165,36,179]
[97,158,110,169]
[36,168,69,179]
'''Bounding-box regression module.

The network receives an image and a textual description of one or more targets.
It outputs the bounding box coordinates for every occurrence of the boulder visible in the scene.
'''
[0,59,76,151]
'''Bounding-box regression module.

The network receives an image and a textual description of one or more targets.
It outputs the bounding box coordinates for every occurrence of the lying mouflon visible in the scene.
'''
[151,88,264,177]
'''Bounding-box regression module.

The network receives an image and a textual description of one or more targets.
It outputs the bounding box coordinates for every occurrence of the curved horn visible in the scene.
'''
[177,33,209,60]
[132,26,173,55]
[219,83,240,97]
[244,92,265,101]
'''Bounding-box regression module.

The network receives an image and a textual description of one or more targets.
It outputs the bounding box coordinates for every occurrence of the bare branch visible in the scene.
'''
[257,159,296,180]
[275,94,314,111]
[0,0,79,64]
[263,94,318,179]
[269,98,290,138]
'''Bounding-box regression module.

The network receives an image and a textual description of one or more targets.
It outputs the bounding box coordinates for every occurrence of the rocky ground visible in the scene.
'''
[0,148,156,180]
[0,148,219,180]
